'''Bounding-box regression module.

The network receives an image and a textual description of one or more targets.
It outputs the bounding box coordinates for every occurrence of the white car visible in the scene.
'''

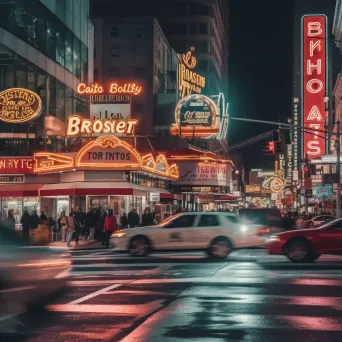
[111,212,267,259]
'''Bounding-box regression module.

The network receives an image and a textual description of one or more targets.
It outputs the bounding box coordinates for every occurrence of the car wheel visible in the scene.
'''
[129,236,150,257]
[207,237,232,259]
[285,238,313,262]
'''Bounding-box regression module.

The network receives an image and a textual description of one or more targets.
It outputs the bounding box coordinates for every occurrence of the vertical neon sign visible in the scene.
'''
[302,15,327,159]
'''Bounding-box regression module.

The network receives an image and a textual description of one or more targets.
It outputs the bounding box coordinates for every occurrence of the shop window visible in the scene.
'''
[110,47,119,57]
[198,215,219,227]
[136,29,144,38]
[199,23,208,34]
[111,26,118,37]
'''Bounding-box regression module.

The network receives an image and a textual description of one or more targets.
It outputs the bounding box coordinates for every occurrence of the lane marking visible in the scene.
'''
[68,284,123,305]
[71,262,223,267]
[47,300,164,315]
[0,286,36,293]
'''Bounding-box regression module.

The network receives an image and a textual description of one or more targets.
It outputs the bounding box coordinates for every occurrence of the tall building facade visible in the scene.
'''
[91,16,177,136]
[91,0,229,98]
[0,0,93,155]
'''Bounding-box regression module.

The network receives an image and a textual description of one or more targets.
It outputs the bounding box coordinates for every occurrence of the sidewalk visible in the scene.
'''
[49,237,103,250]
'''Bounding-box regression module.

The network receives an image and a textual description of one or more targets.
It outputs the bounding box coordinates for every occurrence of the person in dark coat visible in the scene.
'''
[142,208,153,226]
[120,213,128,229]
[128,208,139,228]
[40,211,48,222]
[74,212,82,245]
[20,209,31,240]
[85,208,98,242]
[30,210,40,230]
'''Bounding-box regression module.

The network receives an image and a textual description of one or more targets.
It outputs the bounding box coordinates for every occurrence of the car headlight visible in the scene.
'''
[240,225,248,233]
[113,232,126,238]
[266,235,281,243]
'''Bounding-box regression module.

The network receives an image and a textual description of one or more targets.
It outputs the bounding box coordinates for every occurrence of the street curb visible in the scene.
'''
[258,262,342,270]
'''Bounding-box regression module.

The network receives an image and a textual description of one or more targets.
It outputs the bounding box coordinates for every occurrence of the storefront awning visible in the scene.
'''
[0,184,42,197]
[39,182,171,197]
[214,195,238,201]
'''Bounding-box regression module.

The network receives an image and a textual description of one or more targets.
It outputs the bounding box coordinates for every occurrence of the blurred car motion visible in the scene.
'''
[0,224,70,320]
[302,215,336,228]
[267,218,342,262]
[111,212,268,259]
[238,208,285,234]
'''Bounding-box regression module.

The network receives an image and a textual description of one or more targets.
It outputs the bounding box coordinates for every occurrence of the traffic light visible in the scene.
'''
[273,129,292,144]
[275,142,284,153]
[263,141,275,154]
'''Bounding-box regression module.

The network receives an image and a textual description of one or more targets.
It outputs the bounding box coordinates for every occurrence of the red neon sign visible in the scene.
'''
[302,15,326,158]
[77,83,142,96]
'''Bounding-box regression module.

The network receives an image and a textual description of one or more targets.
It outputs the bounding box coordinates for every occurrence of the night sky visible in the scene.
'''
[228,0,294,170]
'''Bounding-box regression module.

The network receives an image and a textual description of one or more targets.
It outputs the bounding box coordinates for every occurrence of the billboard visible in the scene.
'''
[302,15,327,158]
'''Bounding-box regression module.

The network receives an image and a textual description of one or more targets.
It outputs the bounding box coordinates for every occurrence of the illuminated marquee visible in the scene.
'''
[0,88,42,123]
[171,94,219,137]
[34,136,179,180]
[177,50,206,99]
[0,157,34,174]
[77,82,142,96]
[302,15,327,158]
[66,115,138,136]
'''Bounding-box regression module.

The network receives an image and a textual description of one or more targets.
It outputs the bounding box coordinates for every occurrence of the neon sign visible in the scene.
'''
[34,136,179,180]
[0,157,34,174]
[177,50,205,99]
[77,83,142,96]
[66,115,138,136]
[171,94,219,137]
[0,88,42,123]
[302,15,327,158]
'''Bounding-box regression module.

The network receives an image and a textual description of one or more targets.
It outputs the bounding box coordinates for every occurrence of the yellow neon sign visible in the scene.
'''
[34,136,179,180]
[0,88,42,123]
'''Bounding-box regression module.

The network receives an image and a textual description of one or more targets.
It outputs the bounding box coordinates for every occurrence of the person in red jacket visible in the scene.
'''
[103,209,117,248]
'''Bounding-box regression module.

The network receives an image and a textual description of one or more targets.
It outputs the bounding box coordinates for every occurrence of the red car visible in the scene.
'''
[267,218,342,262]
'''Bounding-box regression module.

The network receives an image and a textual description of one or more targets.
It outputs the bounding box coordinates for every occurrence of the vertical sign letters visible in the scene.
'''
[302,15,327,158]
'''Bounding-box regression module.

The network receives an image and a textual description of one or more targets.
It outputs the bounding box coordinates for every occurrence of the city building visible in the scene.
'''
[91,0,229,97]
[91,16,177,136]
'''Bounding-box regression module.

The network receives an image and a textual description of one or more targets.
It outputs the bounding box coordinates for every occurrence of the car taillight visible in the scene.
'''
[257,227,270,235]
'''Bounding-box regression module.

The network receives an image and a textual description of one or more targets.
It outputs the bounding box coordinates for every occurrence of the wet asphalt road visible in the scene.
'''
[3,248,342,342]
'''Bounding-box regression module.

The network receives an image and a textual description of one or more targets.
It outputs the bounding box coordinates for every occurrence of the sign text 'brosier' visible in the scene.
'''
[77,83,142,96]
[66,115,138,136]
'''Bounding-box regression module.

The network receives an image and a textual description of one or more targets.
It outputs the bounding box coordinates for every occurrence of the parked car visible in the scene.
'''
[0,224,70,327]
[111,212,268,259]
[267,218,342,262]
[303,215,336,228]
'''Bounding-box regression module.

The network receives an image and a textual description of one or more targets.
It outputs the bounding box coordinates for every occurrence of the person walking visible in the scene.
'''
[66,212,75,247]
[86,208,97,243]
[74,212,82,245]
[128,208,139,228]
[58,211,68,242]
[120,213,128,229]
[103,209,117,248]
[6,209,16,230]
[40,211,48,222]
[142,207,153,226]
[20,209,30,241]
[30,210,40,230]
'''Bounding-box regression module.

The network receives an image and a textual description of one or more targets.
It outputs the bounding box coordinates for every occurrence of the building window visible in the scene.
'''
[135,68,145,78]
[190,3,197,15]
[189,23,196,34]
[110,68,119,77]
[174,40,186,53]
[199,23,208,34]
[135,47,144,61]
[174,23,187,34]
[94,70,98,81]
[198,60,209,71]
[198,41,209,53]
[111,27,118,37]
[136,29,144,38]
[110,47,119,57]
[199,5,210,16]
